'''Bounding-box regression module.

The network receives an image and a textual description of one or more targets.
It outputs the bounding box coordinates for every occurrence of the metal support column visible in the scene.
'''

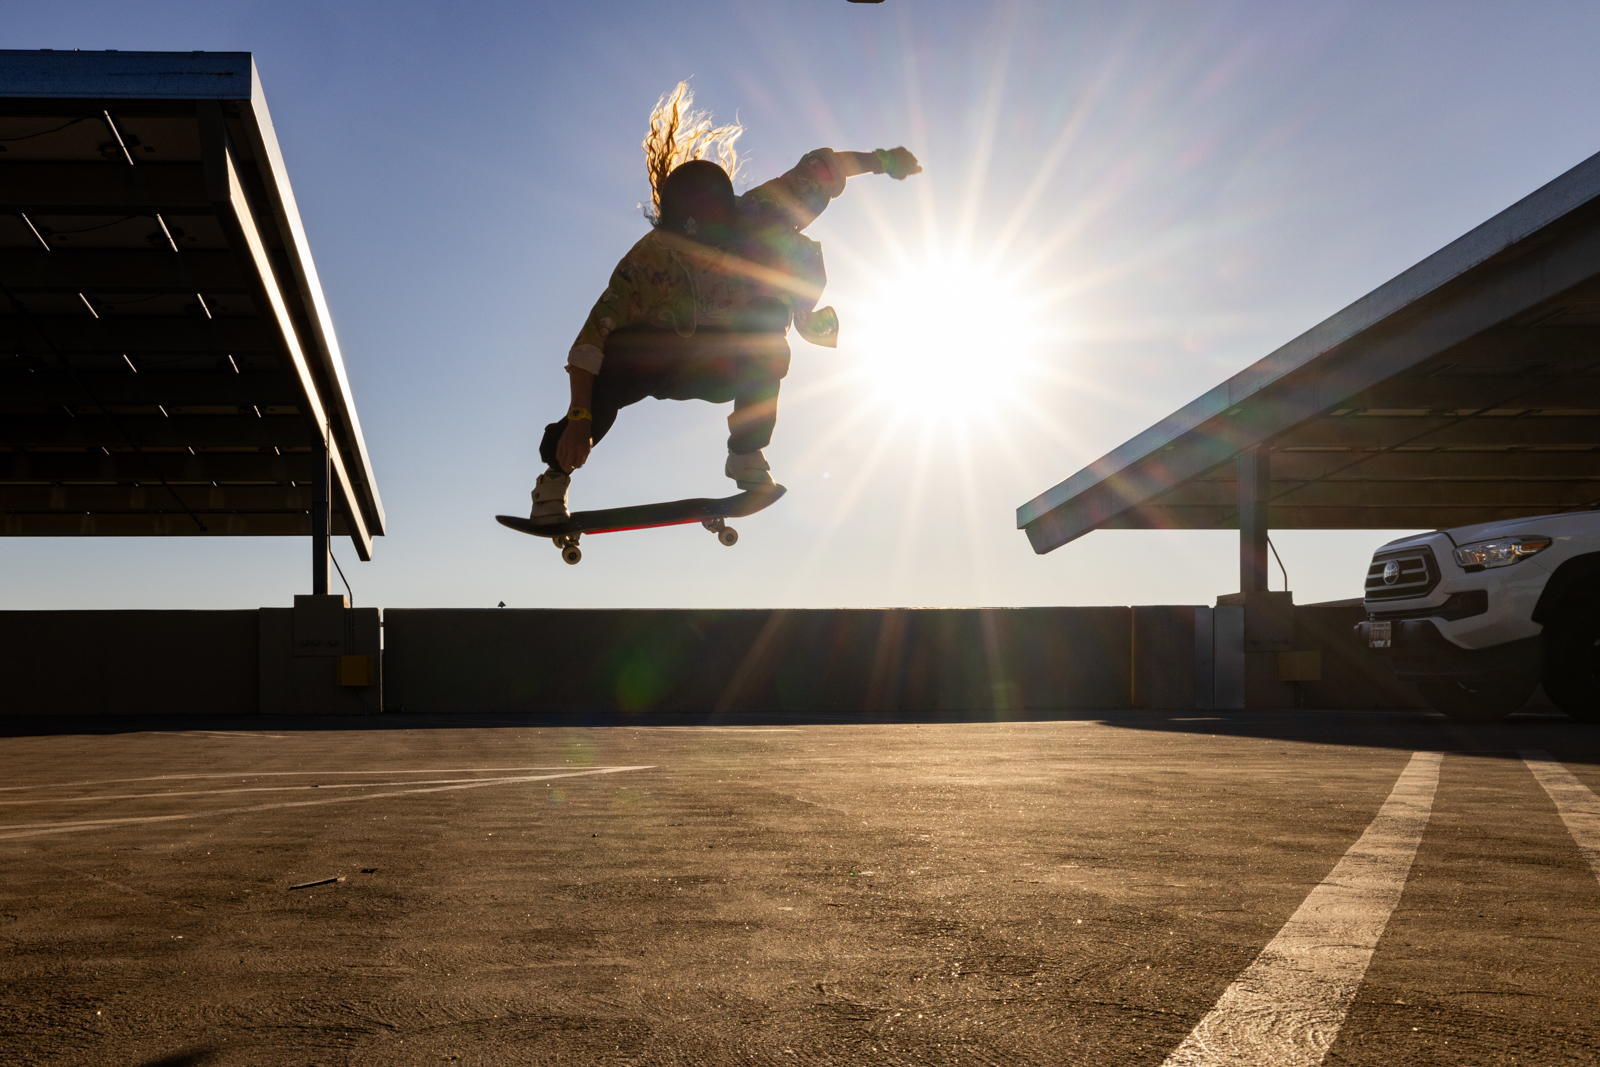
[1237,445,1270,593]
[312,435,330,596]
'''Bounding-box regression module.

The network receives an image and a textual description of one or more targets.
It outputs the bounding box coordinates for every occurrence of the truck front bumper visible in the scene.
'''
[1354,618,1541,681]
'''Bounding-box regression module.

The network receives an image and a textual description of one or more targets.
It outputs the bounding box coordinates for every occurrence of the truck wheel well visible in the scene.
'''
[1532,552,1600,626]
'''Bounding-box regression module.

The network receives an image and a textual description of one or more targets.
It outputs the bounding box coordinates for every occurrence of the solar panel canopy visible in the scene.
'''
[0,50,384,558]
[1017,150,1600,555]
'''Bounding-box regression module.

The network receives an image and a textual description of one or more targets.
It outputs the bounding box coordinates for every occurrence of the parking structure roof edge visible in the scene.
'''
[1016,148,1600,543]
[0,50,257,100]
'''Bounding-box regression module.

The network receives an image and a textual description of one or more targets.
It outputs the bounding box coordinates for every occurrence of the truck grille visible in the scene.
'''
[1369,589,1487,621]
[1365,546,1440,602]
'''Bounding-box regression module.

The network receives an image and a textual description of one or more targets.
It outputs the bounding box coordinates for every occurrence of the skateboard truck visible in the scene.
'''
[549,532,582,565]
[702,517,738,547]
[552,523,733,564]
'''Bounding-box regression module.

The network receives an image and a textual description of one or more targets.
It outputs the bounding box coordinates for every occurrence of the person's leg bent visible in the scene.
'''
[728,377,780,455]
[725,328,790,455]
[719,329,789,489]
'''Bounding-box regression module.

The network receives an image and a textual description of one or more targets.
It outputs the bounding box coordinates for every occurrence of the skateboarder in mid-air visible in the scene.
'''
[530,82,921,523]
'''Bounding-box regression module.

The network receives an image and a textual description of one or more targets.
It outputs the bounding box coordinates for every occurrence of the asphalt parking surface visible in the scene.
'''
[3,710,1599,1066]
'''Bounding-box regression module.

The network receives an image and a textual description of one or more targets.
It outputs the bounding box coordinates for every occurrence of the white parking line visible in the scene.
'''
[1521,750,1600,882]
[1162,751,1443,1067]
[146,731,292,739]
[0,766,652,842]
[655,727,803,732]
[0,775,630,807]
[0,767,586,793]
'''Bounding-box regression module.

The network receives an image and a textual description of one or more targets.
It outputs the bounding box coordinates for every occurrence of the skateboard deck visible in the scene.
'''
[496,485,785,564]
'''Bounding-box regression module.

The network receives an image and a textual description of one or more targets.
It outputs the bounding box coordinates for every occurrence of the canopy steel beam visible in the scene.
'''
[2,314,273,353]
[1237,447,1269,592]
[0,162,213,212]
[1349,374,1600,412]
[198,102,372,560]
[312,438,329,595]
[1278,415,1600,450]
[1142,478,1600,511]
[218,93,386,543]
[1267,450,1600,480]
[1095,504,1600,530]
[1,511,350,537]
[0,484,314,510]
[0,450,316,482]
[2,368,300,408]
[1,413,317,449]
[0,248,250,294]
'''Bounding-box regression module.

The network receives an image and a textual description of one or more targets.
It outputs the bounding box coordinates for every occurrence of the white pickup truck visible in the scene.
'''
[1355,511,1600,720]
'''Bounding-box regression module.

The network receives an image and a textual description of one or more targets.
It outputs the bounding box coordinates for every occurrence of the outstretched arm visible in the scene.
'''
[743,147,920,230]
[834,147,921,180]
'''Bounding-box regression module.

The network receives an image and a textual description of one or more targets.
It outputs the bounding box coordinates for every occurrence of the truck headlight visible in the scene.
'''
[1452,535,1551,572]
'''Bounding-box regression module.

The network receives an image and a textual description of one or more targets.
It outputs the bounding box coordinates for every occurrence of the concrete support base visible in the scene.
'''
[1216,590,1298,709]
[259,595,381,715]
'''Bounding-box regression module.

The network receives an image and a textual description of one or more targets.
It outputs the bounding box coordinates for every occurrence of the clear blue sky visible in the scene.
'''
[7,1,1600,610]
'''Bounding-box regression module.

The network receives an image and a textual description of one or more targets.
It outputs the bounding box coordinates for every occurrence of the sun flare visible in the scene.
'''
[845,258,1046,422]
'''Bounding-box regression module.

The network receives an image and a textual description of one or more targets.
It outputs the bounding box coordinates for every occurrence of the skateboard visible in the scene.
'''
[496,485,786,565]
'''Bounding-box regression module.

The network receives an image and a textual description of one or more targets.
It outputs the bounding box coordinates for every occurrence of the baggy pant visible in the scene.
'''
[540,323,792,474]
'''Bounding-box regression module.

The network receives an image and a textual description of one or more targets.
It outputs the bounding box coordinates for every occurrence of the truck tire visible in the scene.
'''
[1415,675,1534,721]
[1542,613,1600,722]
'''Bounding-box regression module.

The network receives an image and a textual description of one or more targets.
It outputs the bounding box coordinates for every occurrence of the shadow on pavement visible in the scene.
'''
[1091,706,1600,764]
[133,1048,220,1067]
[3,707,1599,764]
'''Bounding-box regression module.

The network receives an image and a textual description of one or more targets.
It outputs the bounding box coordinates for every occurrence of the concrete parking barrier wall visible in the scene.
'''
[382,607,1134,715]
[1131,605,1199,709]
[0,610,259,716]
[0,602,1434,718]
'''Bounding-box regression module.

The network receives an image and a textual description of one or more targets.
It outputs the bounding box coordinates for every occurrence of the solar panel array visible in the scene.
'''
[0,51,383,556]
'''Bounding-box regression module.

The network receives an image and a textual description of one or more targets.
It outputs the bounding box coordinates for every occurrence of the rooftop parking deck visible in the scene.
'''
[4,711,1600,1065]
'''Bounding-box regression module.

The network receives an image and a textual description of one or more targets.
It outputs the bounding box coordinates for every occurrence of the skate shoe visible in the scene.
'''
[725,449,775,491]
[530,470,571,524]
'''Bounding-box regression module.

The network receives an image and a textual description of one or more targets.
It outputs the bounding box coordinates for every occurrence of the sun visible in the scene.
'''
[844,257,1046,422]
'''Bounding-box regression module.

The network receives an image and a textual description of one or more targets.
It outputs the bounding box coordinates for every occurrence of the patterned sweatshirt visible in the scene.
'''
[567,148,848,374]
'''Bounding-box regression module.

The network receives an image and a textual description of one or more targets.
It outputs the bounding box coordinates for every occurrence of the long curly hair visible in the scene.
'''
[643,82,742,222]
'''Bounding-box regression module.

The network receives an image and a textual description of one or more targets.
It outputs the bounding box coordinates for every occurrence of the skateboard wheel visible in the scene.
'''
[718,527,738,547]
[562,545,582,565]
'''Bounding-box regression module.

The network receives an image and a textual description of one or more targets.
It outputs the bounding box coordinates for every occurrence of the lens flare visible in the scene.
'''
[845,257,1045,422]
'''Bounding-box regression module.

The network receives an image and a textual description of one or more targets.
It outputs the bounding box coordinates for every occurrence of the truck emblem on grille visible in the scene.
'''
[1383,560,1401,585]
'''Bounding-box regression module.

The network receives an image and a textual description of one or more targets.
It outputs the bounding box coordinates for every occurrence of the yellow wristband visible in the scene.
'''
[567,407,593,422]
